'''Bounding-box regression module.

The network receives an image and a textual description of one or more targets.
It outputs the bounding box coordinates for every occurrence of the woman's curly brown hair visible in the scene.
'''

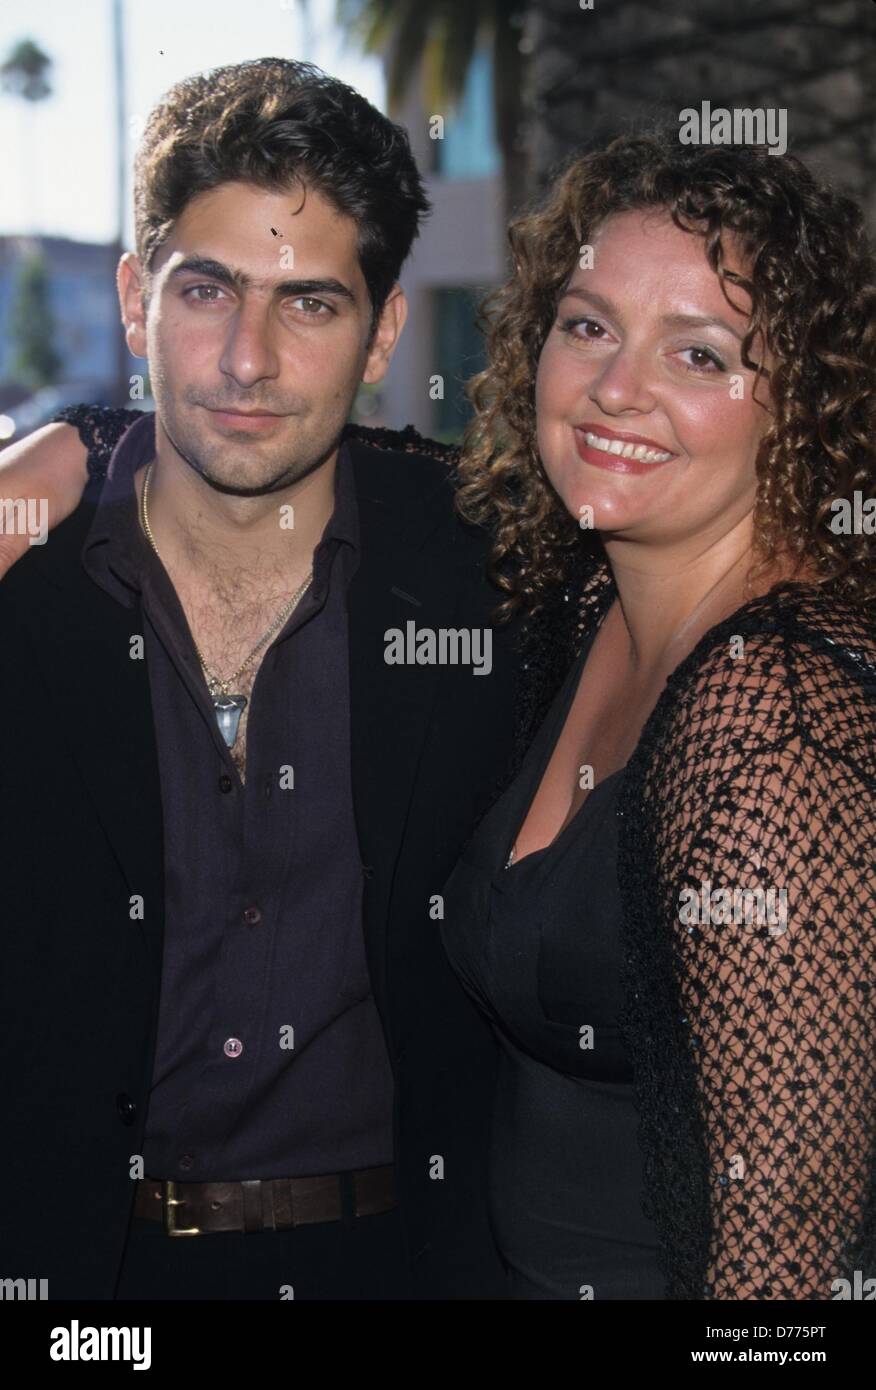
[454,128,876,622]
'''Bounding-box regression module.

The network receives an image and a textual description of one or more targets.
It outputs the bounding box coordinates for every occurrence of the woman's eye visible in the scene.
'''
[557,316,727,373]
[560,316,607,341]
[679,346,726,373]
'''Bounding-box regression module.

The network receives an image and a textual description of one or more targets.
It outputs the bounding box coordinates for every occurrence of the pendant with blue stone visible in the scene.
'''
[213,693,247,748]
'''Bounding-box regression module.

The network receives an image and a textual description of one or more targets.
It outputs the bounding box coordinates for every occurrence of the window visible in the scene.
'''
[434,47,500,181]
[432,286,487,438]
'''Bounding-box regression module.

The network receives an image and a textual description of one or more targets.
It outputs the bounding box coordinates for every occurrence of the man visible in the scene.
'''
[0,57,520,1300]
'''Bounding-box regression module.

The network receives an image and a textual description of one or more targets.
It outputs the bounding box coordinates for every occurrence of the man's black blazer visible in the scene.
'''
[0,435,521,1299]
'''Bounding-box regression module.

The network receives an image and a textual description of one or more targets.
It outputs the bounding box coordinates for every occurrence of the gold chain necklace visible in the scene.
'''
[139,460,313,748]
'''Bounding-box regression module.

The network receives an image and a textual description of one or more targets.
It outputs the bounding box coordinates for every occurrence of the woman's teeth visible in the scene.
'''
[582,430,673,463]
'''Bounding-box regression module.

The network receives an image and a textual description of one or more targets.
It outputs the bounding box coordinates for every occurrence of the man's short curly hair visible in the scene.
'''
[132,56,431,335]
[455,129,876,619]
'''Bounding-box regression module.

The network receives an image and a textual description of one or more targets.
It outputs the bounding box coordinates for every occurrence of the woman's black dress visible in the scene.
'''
[440,629,665,1300]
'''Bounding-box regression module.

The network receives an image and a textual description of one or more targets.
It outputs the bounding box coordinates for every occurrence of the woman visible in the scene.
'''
[440,131,876,1300]
[3,131,875,1301]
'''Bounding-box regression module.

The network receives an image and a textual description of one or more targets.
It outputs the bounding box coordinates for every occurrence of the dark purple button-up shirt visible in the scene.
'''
[81,411,394,1179]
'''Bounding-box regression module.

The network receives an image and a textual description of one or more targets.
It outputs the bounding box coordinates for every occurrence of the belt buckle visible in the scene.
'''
[162,1179,201,1236]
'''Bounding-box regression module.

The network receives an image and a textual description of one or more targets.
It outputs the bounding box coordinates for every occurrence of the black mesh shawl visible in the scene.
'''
[54,403,876,1299]
[615,580,876,1298]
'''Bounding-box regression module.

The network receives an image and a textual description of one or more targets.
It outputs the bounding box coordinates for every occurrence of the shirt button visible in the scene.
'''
[243,905,262,926]
[116,1093,137,1126]
[223,1037,244,1058]
[179,1153,194,1171]
[219,774,233,794]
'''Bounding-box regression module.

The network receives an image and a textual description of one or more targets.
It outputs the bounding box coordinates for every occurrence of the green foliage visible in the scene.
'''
[336,0,505,112]
[9,253,62,389]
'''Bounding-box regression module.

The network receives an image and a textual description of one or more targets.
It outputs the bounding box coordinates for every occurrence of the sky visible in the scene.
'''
[0,0,385,245]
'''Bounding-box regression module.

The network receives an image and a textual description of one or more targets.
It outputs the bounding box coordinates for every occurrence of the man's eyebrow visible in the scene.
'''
[167,255,357,304]
[559,286,745,342]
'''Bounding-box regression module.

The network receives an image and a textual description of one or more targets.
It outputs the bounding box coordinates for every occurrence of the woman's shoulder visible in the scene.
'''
[651,579,876,772]
[773,581,876,677]
[671,580,876,692]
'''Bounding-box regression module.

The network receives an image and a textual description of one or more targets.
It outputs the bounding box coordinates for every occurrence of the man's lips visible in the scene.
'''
[573,421,678,474]
[205,406,285,432]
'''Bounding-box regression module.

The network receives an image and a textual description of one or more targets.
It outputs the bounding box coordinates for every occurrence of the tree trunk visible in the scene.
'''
[520,0,876,225]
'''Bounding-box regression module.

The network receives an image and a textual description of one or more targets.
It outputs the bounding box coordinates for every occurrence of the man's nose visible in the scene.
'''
[218,299,281,387]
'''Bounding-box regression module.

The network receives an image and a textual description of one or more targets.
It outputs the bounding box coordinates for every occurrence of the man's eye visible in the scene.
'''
[184,284,226,303]
[291,297,330,315]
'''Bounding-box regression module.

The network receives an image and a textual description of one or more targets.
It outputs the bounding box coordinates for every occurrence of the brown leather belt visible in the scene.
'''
[134,1164,397,1235]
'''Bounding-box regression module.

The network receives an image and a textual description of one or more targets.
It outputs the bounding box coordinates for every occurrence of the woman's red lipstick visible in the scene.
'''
[573,422,678,474]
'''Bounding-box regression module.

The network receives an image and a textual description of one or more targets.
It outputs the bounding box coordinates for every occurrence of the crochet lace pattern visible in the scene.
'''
[520,556,876,1299]
[54,403,876,1299]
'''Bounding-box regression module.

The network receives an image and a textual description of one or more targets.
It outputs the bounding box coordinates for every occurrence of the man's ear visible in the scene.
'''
[117,252,149,358]
[362,283,408,386]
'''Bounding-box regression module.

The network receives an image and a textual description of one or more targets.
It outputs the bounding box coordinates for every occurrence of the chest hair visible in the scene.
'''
[175,566,306,785]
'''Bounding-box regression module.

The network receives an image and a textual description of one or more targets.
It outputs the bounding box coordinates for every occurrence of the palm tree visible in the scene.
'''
[1,38,58,392]
[110,0,129,403]
[1,38,53,232]
[336,0,531,223]
[0,37,51,100]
